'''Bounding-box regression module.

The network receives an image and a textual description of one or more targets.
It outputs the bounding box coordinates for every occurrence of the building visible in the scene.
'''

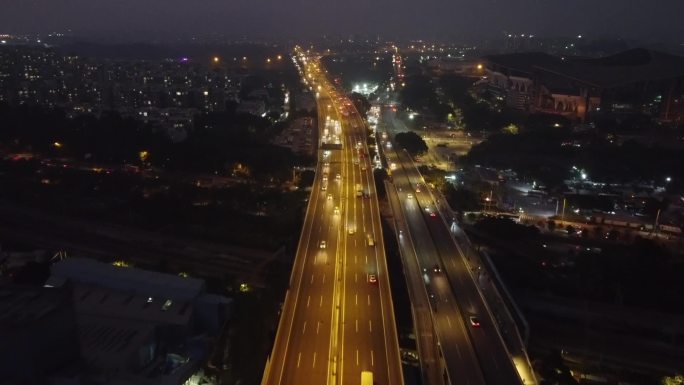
[0,284,80,383]
[0,257,234,385]
[480,49,684,124]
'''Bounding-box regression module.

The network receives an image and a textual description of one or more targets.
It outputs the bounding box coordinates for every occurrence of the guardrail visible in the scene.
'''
[430,187,537,385]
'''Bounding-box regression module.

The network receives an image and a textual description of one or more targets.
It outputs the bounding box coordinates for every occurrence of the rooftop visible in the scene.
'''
[48,257,205,301]
[486,48,684,88]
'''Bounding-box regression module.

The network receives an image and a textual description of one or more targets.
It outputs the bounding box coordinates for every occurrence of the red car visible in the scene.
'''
[368,274,378,284]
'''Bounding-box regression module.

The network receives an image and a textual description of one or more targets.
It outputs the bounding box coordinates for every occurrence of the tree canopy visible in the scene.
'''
[394,131,428,157]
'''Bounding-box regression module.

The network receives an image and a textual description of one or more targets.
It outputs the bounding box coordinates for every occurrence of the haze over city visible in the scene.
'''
[2,1,684,385]
[2,0,684,41]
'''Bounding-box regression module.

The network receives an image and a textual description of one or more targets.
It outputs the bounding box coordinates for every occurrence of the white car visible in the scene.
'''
[320,240,327,249]
[407,193,413,199]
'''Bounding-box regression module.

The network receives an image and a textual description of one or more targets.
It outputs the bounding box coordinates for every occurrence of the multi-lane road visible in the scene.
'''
[382,106,524,385]
[263,52,403,385]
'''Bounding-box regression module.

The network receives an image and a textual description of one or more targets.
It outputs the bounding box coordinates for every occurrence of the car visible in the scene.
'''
[336,173,341,180]
[322,176,328,182]
[430,212,437,217]
[415,186,421,193]
[368,274,377,284]
[361,165,367,171]
[407,193,413,199]
[327,194,333,201]
[348,227,356,235]
[321,184,327,191]
[334,206,340,214]
[320,240,327,249]
[469,316,481,327]
[433,264,441,273]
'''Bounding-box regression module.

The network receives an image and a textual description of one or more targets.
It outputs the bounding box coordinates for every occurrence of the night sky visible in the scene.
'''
[2,0,683,41]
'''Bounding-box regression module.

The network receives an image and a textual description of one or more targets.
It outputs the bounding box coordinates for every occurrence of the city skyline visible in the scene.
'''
[1,0,684,42]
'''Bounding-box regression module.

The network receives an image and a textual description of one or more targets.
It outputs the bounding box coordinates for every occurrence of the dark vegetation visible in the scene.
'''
[468,217,684,315]
[394,131,428,157]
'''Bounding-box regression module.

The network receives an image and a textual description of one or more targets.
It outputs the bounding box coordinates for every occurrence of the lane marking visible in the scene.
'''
[320,295,323,307]
[446,315,452,328]
[356,319,358,333]
[371,350,374,366]
[367,294,371,306]
[356,349,359,365]
[310,274,314,284]
[355,293,358,306]
[369,319,372,333]
[297,352,301,368]
[317,321,320,334]
[355,273,357,283]
[302,321,307,334]
[307,295,310,308]
[322,273,326,284]
[313,352,317,368]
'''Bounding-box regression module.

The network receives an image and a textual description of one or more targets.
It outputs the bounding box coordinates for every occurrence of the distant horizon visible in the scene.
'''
[2,30,681,47]
[2,0,683,45]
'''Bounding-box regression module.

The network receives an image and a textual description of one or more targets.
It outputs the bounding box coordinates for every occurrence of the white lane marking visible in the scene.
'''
[371,350,374,366]
[369,319,372,333]
[322,273,326,284]
[310,274,314,284]
[367,294,371,306]
[302,321,307,334]
[313,352,317,368]
[320,295,323,307]
[446,315,452,328]
[356,349,359,365]
[307,295,310,308]
[356,319,358,333]
[355,273,358,283]
[297,352,301,368]
[317,321,321,334]
[355,293,358,306]
[365,254,368,264]
[355,254,357,264]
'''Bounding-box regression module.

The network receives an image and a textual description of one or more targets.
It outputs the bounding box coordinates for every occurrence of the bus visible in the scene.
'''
[361,371,373,385]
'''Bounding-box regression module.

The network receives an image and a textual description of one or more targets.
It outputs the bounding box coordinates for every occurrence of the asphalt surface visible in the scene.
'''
[382,107,523,385]
[264,55,402,385]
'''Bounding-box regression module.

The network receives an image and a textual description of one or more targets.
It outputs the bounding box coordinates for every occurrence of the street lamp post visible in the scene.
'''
[561,197,567,224]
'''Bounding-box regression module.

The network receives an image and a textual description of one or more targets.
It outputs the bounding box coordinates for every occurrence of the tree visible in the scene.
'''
[607,229,620,241]
[394,131,428,157]
[443,183,480,212]
[502,123,520,135]
[594,226,604,239]
[661,374,684,385]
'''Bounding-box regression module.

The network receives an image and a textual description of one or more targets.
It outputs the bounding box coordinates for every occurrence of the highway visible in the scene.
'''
[263,51,403,385]
[381,106,524,385]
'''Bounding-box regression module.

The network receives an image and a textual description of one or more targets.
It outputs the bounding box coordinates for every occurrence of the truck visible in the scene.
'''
[361,371,373,385]
[356,183,363,197]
